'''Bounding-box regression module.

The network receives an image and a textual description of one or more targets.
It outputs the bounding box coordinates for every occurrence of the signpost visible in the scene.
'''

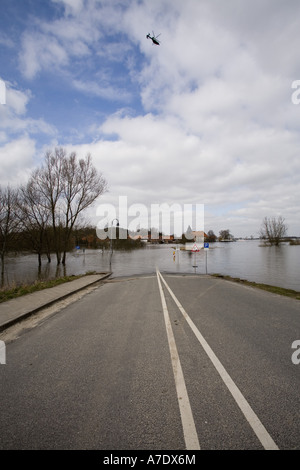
[192,243,200,252]
[192,243,200,271]
[204,242,209,274]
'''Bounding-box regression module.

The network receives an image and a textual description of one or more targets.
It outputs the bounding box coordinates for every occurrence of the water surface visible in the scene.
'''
[2,240,299,291]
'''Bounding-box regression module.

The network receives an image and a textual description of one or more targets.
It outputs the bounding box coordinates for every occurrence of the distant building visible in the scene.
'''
[132,230,207,244]
[191,231,207,242]
[147,231,175,244]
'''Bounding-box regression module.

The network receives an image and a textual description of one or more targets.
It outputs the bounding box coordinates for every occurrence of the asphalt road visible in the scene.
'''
[0,272,299,450]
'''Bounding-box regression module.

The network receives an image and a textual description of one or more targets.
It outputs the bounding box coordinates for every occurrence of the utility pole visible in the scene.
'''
[110,218,119,266]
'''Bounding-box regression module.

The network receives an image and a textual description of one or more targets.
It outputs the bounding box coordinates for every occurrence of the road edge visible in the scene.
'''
[0,272,112,333]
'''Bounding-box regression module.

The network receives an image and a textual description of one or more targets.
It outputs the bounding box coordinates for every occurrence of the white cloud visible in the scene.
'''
[2,0,300,237]
[19,32,69,79]
[0,81,57,187]
[72,79,131,102]
[64,96,300,237]
[0,84,57,137]
[18,0,127,81]
[0,33,14,48]
[0,136,36,186]
[5,86,30,115]
[51,0,84,16]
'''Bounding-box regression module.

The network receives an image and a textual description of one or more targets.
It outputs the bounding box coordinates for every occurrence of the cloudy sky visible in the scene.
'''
[1,0,300,237]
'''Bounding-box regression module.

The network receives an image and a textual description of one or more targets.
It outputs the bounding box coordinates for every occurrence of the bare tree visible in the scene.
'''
[31,148,65,264]
[30,147,108,265]
[60,152,108,264]
[259,216,287,246]
[0,186,20,284]
[18,179,53,266]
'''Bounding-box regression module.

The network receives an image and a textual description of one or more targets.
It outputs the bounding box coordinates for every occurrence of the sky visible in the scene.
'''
[1,0,300,238]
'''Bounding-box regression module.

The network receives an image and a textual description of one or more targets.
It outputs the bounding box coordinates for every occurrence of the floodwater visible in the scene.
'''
[1,240,300,291]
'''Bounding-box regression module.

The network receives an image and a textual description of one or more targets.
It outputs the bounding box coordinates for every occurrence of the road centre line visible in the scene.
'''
[156,269,201,450]
[157,270,279,450]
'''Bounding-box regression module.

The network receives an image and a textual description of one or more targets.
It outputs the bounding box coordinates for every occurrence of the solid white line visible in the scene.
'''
[158,271,279,451]
[156,269,200,450]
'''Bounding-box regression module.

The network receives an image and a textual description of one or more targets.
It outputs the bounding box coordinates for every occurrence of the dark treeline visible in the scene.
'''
[73,225,145,251]
[0,147,108,276]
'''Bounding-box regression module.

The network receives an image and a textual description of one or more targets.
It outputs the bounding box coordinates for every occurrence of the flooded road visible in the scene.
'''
[1,240,300,291]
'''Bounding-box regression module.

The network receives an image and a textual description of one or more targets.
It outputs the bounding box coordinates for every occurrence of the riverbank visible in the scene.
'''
[212,274,300,300]
[0,271,101,303]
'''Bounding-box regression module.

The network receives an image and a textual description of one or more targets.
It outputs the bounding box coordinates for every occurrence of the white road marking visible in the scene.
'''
[157,270,279,451]
[156,269,200,450]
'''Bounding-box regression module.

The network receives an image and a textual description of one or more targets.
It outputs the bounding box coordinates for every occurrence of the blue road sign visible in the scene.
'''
[204,242,209,249]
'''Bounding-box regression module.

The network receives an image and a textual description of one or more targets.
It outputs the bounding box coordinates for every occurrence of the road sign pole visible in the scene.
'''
[204,242,209,274]
[192,243,199,272]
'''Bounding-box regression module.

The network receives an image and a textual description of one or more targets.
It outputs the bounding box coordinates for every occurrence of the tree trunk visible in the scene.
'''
[56,251,61,265]
[1,251,5,288]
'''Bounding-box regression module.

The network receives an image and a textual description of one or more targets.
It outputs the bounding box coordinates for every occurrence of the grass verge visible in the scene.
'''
[0,272,99,303]
[211,274,300,300]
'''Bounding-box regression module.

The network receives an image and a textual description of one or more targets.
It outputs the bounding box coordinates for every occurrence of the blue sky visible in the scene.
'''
[1,0,300,237]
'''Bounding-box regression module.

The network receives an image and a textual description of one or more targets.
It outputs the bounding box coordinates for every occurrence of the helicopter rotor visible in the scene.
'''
[146,31,162,45]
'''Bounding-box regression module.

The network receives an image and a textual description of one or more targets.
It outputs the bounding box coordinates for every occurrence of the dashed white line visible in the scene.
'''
[157,270,279,450]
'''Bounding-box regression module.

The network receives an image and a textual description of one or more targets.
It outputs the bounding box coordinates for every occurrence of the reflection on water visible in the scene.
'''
[1,241,300,291]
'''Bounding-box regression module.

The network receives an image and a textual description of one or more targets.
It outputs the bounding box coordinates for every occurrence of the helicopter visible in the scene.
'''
[146,31,161,45]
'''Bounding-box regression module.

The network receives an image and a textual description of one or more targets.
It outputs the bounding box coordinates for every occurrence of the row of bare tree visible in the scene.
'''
[0,147,107,274]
